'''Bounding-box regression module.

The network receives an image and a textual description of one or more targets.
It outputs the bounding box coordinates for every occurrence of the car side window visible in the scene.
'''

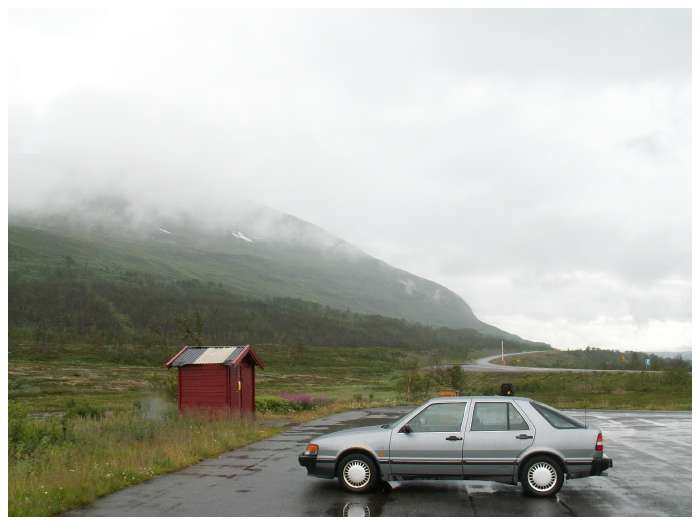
[471,402,508,431]
[508,403,529,431]
[407,403,467,432]
[471,402,530,431]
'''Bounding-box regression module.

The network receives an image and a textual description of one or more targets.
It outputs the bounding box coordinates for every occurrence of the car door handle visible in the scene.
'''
[445,436,463,441]
[515,434,534,440]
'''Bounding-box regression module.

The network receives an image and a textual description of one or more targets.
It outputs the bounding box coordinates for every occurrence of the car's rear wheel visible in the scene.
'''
[338,453,378,493]
[521,455,564,497]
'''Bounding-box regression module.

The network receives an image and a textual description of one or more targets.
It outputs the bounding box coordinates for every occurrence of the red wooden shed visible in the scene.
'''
[165,345,264,415]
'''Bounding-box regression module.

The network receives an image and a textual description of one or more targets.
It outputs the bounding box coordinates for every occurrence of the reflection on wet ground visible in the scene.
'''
[318,479,573,517]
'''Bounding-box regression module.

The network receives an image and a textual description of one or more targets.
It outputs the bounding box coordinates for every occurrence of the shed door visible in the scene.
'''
[240,362,254,414]
[230,366,241,412]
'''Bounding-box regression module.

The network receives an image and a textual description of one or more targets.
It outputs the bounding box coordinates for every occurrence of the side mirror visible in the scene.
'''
[399,424,412,434]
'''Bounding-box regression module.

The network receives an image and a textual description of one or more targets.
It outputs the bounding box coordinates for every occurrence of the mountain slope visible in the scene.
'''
[9,198,521,340]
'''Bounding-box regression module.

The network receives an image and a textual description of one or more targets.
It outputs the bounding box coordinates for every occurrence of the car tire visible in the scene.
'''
[520,455,564,497]
[338,453,378,493]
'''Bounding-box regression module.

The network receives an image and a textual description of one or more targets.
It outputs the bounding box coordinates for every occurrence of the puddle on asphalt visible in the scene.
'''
[326,497,387,517]
[340,502,373,517]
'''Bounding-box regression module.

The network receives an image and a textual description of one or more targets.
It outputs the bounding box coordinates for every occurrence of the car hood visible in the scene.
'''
[319,425,390,439]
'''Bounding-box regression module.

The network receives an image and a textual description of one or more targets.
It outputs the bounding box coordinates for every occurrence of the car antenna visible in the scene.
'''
[584,370,590,428]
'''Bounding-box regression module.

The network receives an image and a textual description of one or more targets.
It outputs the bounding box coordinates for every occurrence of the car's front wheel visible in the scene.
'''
[338,453,378,493]
[521,455,564,497]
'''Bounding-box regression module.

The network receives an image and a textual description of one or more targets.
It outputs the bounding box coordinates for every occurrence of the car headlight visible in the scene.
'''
[304,443,319,455]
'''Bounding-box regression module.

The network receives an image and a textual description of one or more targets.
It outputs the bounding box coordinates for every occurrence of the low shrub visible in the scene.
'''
[64,399,106,420]
[147,372,179,401]
[113,416,159,443]
[663,368,691,388]
[279,392,331,409]
[255,395,303,413]
[8,404,66,460]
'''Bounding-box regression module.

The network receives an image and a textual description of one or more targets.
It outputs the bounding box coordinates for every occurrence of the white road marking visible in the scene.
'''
[636,418,666,427]
[593,414,623,426]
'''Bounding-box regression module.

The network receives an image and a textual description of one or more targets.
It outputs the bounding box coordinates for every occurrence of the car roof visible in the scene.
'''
[427,395,533,403]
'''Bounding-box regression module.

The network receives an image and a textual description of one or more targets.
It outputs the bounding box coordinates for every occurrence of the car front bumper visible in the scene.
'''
[591,454,613,476]
[298,454,335,479]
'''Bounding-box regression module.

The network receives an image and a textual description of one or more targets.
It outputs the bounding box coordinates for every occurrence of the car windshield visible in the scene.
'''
[530,401,586,429]
[381,414,407,429]
[381,402,467,430]
[381,405,434,429]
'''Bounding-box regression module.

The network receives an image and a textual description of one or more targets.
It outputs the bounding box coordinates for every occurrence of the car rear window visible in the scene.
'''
[530,402,586,429]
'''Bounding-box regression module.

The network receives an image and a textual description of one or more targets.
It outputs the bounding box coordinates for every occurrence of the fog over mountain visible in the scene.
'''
[9,189,526,340]
[8,9,691,350]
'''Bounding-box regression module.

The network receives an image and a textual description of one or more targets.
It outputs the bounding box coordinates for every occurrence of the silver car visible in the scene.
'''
[298,396,612,497]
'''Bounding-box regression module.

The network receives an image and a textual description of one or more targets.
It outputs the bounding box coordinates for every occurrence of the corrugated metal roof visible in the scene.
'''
[169,346,247,367]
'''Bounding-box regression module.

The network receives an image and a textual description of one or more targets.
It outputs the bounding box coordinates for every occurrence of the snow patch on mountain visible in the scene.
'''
[399,278,417,296]
[232,231,254,243]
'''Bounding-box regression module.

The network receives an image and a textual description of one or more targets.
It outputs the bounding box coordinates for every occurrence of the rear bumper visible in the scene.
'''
[591,454,613,476]
[298,454,335,479]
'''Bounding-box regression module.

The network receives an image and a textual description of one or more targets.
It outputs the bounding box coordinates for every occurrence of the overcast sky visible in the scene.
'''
[9,9,691,351]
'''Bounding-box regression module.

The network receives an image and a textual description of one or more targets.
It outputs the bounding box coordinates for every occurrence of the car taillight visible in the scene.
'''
[595,432,603,452]
[304,443,319,455]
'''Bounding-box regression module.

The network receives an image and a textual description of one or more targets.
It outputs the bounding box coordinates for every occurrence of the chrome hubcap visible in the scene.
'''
[343,460,371,488]
[527,462,557,492]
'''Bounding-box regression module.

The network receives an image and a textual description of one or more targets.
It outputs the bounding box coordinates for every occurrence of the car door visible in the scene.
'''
[462,401,534,479]
[389,401,468,478]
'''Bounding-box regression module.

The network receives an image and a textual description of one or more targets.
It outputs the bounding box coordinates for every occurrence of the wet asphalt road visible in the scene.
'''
[460,351,653,374]
[71,406,691,517]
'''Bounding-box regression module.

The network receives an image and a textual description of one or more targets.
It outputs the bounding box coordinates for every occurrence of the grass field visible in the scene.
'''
[8,342,494,414]
[8,342,692,516]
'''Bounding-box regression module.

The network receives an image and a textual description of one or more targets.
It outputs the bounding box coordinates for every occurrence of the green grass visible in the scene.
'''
[458,370,691,410]
[256,345,417,400]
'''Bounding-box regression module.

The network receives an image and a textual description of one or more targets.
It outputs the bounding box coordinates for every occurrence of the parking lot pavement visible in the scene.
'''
[70,407,691,517]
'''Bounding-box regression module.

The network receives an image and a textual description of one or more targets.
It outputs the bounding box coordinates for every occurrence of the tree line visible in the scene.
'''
[9,262,549,363]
